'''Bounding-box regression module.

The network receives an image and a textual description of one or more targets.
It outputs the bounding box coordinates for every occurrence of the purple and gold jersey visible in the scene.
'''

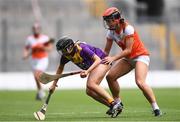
[60,42,106,70]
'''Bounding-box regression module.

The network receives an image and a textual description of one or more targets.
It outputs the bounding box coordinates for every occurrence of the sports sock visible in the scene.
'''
[38,89,45,97]
[151,102,159,110]
[38,89,43,94]
[107,98,114,104]
[114,98,121,103]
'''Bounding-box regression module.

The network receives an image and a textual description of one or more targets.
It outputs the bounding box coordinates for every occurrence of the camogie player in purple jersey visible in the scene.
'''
[49,36,122,117]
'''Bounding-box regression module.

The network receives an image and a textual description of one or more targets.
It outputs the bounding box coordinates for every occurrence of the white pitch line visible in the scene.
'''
[0,111,102,116]
[1,109,180,116]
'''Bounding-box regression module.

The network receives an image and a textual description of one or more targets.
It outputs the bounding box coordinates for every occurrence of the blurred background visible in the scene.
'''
[0,0,180,72]
[0,1,180,121]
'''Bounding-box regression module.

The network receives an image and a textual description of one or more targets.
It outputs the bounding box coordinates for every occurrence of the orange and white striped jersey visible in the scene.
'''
[106,22,149,59]
[25,34,49,59]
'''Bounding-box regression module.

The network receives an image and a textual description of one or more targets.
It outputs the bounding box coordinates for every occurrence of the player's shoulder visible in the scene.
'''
[26,35,34,41]
[124,24,134,32]
[124,24,134,35]
[106,30,114,39]
[79,42,86,46]
[107,29,113,34]
[40,34,49,39]
[78,42,92,52]
[77,42,86,50]
[80,41,92,48]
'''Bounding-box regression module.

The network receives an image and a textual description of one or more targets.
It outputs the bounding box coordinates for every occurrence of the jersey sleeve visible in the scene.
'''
[60,55,70,65]
[81,44,95,59]
[42,35,50,43]
[124,25,134,38]
[106,30,113,40]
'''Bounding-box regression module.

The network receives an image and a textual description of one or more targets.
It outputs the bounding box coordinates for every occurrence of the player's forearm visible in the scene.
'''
[44,43,53,52]
[104,39,113,55]
[104,48,110,55]
[104,45,112,55]
[113,49,131,61]
[87,58,101,73]
[23,49,30,59]
[53,65,64,85]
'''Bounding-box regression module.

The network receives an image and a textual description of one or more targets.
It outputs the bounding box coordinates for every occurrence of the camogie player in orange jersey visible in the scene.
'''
[102,7,162,117]
[23,23,54,100]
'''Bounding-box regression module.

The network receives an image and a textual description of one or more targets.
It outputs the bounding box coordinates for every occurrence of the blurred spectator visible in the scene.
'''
[23,23,54,100]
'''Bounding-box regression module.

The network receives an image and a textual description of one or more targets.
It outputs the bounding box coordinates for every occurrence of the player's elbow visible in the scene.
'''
[97,58,102,64]
[125,49,132,55]
[93,55,101,64]
[86,87,95,98]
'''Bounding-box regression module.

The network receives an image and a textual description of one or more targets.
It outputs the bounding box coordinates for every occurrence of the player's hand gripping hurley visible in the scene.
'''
[34,71,81,120]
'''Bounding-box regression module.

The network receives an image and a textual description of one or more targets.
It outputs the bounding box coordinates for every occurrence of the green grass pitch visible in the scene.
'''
[0,88,180,121]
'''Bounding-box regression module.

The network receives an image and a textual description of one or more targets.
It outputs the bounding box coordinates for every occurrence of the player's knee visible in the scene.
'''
[106,74,115,82]
[86,88,93,96]
[86,88,90,96]
[86,82,96,91]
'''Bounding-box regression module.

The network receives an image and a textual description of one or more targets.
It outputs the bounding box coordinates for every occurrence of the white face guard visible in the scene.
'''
[103,19,116,30]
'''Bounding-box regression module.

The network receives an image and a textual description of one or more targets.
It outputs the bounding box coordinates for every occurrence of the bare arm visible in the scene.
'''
[112,37,134,61]
[80,54,101,78]
[52,64,64,85]
[87,55,101,73]
[102,37,134,64]
[22,47,31,60]
[49,64,65,93]
[44,38,54,52]
[104,38,113,55]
